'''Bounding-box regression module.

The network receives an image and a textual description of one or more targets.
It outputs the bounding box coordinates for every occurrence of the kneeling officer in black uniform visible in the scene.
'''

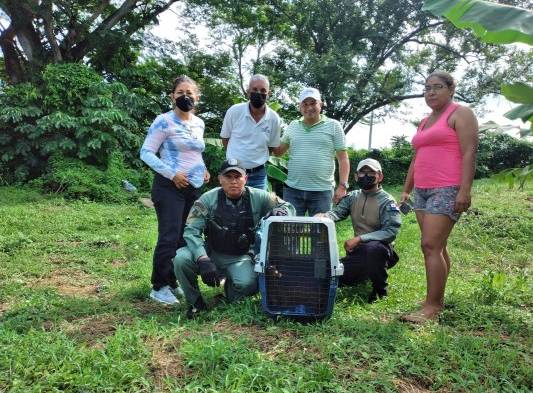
[316,159,401,303]
[173,159,294,318]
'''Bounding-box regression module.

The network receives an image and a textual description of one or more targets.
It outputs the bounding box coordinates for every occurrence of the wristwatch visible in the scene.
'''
[339,181,349,189]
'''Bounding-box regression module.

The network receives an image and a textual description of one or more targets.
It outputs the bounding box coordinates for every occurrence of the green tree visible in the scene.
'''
[191,0,532,132]
[115,34,244,137]
[0,0,179,84]
[423,0,533,188]
[423,0,533,133]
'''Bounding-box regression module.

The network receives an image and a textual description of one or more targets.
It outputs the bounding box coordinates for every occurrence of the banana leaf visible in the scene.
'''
[501,83,533,104]
[423,0,533,45]
[266,163,287,182]
[504,104,533,123]
[268,155,288,170]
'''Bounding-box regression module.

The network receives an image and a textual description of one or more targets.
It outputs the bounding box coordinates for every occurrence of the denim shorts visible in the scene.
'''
[413,186,461,221]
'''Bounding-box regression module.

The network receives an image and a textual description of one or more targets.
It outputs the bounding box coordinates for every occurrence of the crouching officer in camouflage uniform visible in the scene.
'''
[173,159,294,318]
[316,158,401,303]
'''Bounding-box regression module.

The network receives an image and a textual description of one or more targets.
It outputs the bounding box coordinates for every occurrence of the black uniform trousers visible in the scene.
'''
[151,173,201,290]
[340,240,398,296]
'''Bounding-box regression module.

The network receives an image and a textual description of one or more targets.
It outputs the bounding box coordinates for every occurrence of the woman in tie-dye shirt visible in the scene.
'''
[140,75,210,305]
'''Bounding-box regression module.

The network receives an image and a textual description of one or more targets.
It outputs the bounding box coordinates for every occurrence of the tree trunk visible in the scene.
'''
[0,0,180,84]
[0,25,27,84]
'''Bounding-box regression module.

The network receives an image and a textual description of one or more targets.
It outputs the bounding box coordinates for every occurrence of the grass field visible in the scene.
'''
[0,180,531,392]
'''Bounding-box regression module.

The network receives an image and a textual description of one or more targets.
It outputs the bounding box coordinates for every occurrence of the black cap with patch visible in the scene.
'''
[219,159,246,176]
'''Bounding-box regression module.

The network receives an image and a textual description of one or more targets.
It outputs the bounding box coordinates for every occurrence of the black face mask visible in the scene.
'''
[249,92,267,108]
[175,95,195,112]
[357,174,377,190]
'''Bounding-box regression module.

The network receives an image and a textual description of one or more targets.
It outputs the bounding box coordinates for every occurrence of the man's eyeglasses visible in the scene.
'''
[424,83,446,93]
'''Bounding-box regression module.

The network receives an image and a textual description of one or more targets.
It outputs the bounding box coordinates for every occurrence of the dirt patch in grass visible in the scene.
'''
[63,314,132,346]
[132,300,181,316]
[0,300,12,317]
[32,268,101,297]
[393,378,431,392]
[208,319,313,360]
[204,320,378,384]
[48,254,70,264]
[89,239,120,249]
[56,239,83,247]
[111,257,127,267]
[377,313,397,323]
[47,254,85,266]
[148,338,188,391]
[470,329,516,343]
[333,364,372,384]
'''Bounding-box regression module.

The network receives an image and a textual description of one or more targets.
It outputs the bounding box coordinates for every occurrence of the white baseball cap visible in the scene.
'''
[299,87,322,103]
[356,158,382,172]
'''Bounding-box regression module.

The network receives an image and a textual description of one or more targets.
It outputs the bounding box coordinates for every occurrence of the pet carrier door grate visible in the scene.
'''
[255,217,343,320]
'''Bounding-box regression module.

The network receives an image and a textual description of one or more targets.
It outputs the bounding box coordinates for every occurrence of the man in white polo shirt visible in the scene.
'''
[274,87,350,216]
[220,74,282,190]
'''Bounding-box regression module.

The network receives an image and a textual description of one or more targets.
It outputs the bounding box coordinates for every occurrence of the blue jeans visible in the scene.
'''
[283,185,333,216]
[246,166,267,190]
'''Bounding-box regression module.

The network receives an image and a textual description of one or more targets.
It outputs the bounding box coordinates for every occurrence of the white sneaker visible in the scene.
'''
[150,286,179,305]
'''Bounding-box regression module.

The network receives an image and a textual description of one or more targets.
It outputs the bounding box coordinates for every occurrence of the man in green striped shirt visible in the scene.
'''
[273,87,350,216]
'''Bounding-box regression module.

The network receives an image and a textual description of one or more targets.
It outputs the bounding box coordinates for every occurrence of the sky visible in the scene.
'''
[151,5,528,149]
[344,95,525,149]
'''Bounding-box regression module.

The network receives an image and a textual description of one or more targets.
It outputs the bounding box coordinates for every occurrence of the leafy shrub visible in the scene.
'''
[202,141,227,189]
[0,232,34,254]
[476,131,533,178]
[474,270,530,307]
[491,165,533,190]
[34,152,151,203]
[117,55,241,138]
[0,63,160,184]
[346,136,414,186]
[344,132,533,187]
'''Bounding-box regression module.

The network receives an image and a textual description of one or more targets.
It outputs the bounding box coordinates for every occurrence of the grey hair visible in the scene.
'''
[247,74,270,90]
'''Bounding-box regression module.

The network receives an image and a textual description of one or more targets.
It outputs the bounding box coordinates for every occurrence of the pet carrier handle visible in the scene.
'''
[332,260,344,276]
[252,216,270,273]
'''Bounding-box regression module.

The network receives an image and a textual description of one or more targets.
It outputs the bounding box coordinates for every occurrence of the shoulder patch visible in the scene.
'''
[189,201,208,219]
[388,202,400,213]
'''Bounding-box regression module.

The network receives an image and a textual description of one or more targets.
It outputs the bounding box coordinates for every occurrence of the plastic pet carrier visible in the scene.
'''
[254,216,344,321]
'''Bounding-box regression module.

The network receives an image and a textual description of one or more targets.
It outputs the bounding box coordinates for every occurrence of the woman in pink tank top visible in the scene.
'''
[400,71,479,323]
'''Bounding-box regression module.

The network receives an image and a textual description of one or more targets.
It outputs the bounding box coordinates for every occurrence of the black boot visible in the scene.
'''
[368,288,387,303]
[186,296,208,319]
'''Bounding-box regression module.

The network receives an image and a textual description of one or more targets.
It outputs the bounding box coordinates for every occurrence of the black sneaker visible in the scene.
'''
[368,290,387,303]
[212,293,228,307]
[186,297,208,319]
